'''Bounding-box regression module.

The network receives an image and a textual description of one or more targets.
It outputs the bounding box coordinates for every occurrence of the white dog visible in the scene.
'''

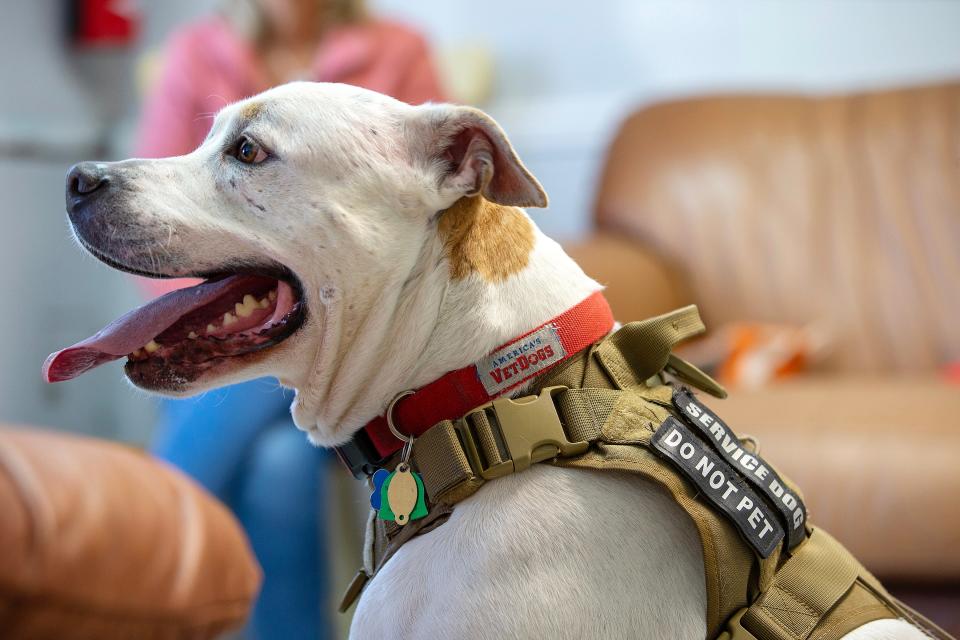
[46,82,928,639]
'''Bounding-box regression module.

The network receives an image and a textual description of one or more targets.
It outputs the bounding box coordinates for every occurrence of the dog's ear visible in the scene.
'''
[414,105,548,209]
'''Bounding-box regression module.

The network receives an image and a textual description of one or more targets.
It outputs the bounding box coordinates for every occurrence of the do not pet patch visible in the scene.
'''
[653,417,785,558]
[672,388,807,550]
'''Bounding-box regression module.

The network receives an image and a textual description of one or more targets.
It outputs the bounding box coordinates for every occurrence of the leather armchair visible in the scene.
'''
[566,81,960,633]
[0,427,261,639]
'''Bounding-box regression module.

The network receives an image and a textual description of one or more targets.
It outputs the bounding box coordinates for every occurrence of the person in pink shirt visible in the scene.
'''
[138,2,445,637]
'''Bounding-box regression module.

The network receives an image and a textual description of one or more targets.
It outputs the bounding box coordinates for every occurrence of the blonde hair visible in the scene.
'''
[220,0,367,42]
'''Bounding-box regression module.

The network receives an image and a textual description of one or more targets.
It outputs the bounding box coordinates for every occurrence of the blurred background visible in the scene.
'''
[4,0,960,440]
[1,1,958,639]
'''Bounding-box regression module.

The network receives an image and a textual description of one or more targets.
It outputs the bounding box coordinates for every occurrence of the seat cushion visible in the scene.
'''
[0,427,261,639]
[714,375,960,581]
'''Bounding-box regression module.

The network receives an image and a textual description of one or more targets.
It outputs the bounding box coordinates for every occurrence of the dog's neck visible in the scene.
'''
[292,197,602,446]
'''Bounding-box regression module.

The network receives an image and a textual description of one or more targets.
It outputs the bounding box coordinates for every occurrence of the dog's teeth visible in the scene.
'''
[268,289,277,302]
[144,340,160,353]
[206,323,217,333]
[258,297,270,309]
[187,331,198,339]
[223,312,237,326]
[236,294,258,318]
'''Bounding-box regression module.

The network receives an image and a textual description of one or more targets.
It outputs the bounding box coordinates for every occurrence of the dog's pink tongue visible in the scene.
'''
[43,276,243,383]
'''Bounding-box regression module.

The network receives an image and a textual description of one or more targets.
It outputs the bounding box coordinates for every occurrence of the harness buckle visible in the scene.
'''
[461,386,589,480]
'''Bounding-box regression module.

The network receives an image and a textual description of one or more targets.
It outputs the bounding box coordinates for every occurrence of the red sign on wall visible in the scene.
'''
[72,0,140,47]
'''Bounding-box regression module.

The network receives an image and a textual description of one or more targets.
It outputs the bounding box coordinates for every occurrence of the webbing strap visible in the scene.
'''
[411,420,482,504]
[595,305,725,397]
[556,388,620,442]
[412,387,616,505]
[667,353,728,399]
[741,528,859,640]
[375,386,627,582]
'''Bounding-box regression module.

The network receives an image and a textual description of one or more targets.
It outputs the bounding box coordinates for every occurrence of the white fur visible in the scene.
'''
[352,466,707,639]
[102,83,927,639]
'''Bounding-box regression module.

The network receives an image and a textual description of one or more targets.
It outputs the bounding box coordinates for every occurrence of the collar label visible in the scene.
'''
[476,323,567,396]
[653,417,784,558]
[673,387,807,549]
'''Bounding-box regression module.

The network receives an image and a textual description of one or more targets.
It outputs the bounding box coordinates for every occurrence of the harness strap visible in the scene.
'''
[594,305,726,398]
[340,305,951,640]
[742,528,859,640]
[721,527,954,640]
[346,306,720,607]
[412,419,482,504]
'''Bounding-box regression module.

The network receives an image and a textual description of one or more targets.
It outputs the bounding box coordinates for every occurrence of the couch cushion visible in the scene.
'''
[594,83,960,373]
[714,376,960,582]
[0,427,261,639]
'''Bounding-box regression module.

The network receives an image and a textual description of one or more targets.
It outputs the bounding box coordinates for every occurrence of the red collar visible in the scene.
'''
[360,291,614,461]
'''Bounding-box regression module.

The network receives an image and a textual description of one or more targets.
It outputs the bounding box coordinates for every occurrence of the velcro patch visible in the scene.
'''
[673,387,807,549]
[653,418,785,558]
[476,324,566,395]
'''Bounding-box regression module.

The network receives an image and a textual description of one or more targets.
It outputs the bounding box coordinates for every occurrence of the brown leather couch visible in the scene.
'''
[566,81,960,633]
[0,427,261,639]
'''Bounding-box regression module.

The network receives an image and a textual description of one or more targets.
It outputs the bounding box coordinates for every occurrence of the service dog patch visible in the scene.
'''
[653,418,784,558]
[672,388,807,549]
[476,324,566,395]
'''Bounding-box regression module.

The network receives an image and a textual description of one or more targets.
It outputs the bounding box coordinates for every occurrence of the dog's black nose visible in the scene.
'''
[66,162,111,224]
[67,162,108,199]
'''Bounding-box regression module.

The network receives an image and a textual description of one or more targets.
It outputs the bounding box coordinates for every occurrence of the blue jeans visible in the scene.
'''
[152,379,332,640]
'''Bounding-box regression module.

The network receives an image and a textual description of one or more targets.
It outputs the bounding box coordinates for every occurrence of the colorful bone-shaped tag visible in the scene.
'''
[370,463,427,525]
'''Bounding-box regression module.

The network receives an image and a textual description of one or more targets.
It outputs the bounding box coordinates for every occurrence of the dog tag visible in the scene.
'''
[388,463,419,525]
[377,472,396,522]
[373,465,428,525]
[370,468,390,510]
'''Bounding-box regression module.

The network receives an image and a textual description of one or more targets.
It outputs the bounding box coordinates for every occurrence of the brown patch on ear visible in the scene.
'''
[438,196,535,282]
[240,101,263,120]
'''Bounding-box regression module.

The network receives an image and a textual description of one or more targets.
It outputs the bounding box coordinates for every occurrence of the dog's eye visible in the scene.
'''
[233,136,267,164]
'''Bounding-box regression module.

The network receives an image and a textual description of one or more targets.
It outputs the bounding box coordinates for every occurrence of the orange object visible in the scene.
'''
[716,324,815,388]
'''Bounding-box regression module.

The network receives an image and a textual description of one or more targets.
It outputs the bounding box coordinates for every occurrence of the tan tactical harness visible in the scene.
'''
[341,306,953,640]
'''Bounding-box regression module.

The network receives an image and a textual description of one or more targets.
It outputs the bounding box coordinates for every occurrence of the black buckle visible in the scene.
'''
[334,429,387,479]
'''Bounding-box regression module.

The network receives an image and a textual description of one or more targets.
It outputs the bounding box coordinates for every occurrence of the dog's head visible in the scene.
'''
[45,82,548,436]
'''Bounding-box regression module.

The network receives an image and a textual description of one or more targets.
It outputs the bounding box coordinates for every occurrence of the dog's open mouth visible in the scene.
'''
[43,270,306,386]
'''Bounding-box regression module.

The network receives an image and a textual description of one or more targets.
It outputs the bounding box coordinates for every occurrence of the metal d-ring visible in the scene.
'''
[387,390,416,461]
[740,434,761,454]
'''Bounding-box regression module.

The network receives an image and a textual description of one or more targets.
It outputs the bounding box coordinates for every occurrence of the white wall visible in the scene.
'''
[372,0,960,238]
[375,0,960,100]
[0,2,157,441]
